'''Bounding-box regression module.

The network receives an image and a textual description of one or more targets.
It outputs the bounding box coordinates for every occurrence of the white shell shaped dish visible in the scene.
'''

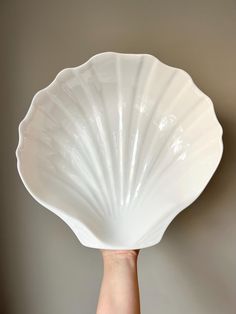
[16,52,223,249]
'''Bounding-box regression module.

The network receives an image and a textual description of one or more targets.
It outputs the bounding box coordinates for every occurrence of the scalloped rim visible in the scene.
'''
[16,52,224,250]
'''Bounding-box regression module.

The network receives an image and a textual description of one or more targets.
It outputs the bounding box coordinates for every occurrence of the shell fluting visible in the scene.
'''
[16,52,223,249]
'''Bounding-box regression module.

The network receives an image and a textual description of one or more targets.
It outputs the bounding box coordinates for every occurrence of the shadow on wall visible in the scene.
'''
[156,112,236,312]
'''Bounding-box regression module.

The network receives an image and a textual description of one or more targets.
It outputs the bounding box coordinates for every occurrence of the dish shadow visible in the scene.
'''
[152,112,236,312]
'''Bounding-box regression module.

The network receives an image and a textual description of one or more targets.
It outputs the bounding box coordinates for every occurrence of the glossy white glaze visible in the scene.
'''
[16,52,223,249]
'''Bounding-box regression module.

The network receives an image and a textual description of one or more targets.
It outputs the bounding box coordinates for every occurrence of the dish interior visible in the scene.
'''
[16,52,223,249]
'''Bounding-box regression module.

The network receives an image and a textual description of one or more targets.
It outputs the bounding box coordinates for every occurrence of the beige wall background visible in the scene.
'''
[1,0,236,313]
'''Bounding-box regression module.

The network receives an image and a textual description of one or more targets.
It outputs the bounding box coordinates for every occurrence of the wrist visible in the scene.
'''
[102,250,139,260]
[98,249,141,314]
[102,250,139,269]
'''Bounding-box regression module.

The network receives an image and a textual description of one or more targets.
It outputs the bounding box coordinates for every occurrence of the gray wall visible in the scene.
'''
[1,0,236,313]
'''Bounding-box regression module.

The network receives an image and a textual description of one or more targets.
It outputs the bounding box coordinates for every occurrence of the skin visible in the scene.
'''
[96,250,140,314]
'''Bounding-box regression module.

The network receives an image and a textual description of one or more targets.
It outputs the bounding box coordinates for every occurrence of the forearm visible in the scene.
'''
[96,250,140,314]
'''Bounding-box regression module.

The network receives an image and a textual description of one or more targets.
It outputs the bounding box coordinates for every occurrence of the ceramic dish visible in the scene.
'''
[16,52,223,249]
